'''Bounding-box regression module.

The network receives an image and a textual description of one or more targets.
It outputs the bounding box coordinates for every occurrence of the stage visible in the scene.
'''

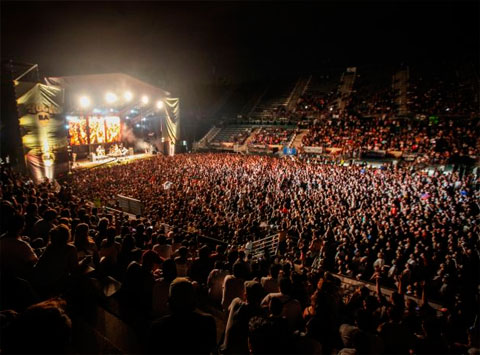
[72,152,154,170]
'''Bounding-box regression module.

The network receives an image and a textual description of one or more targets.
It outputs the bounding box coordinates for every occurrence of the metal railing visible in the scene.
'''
[251,233,279,259]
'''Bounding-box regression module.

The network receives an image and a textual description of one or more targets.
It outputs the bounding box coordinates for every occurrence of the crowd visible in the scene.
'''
[250,127,296,146]
[408,74,479,118]
[302,116,479,163]
[1,153,479,354]
[291,91,341,122]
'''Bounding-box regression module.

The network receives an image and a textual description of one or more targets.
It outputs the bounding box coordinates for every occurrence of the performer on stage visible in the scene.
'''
[96,145,105,157]
[109,144,120,156]
[120,143,128,156]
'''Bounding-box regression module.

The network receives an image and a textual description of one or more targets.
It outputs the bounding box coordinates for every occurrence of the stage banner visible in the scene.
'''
[303,146,323,154]
[163,98,179,155]
[15,82,67,183]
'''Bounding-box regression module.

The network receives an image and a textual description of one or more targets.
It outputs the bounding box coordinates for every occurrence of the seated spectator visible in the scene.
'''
[32,208,57,244]
[190,245,213,285]
[99,226,121,275]
[152,235,172,260]
[148,278,217,354]
[222,262,247,312]
[33,224,88,297]
[207,261,229,306]
[152,258,177,317]
[174,246,190,277]
[261,277,303,331]
[261,263,281,294]
[2,298,72,354]
[221,280,266,354]
[0,214,38,279]
[73,223,99,270]
[121,250,161,316]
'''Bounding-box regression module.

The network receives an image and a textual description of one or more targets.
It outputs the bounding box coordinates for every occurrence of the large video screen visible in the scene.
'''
[68,116,88,145]
[88,116,106,144]
[68,115,121,145]
[105,116,121,143]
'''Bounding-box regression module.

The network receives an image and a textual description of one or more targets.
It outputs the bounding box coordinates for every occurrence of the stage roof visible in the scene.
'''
[45,73,170,113]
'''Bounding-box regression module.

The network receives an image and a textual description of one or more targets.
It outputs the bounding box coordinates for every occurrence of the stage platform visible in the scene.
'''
[73,153,154,170]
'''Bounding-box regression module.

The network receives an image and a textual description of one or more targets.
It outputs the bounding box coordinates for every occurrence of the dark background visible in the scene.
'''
[2,1,478,88]
[2,1,479,143]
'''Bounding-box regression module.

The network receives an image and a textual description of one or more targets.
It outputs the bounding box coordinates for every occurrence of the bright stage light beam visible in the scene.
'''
[79,96,91,108]
[124,91,133,101]
[105,92,117,104]
[141,95,149,105]
[156,100,164,109]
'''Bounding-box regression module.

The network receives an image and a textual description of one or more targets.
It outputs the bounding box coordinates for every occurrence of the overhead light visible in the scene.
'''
[105,92,117,104]
[79,96,90,108]
[124,91,133,101]
[156,100,164,109]
[141,95,149,105]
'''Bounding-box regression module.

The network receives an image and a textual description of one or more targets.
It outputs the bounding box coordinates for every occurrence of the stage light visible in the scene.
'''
[156,100,164,109]
[105,92,117,104]
[124,91,133,101]
[142,117,146,121]
[136,124,140,128]
[141,95,149,105]
[125,116,130,120]
[65,125,69,129]
[79,96,90,108]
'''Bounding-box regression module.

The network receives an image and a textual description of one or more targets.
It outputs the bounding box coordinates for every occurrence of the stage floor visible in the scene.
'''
[73,153,153,170]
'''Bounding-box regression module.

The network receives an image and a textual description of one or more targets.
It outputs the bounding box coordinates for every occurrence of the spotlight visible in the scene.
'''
[156,100,164,109]
[79,96,90,108]
[124,91,133,101]
[105,92,117,104]
[141,95,149,105]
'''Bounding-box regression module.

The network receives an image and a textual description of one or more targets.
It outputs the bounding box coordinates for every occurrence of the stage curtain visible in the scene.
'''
[163,98,179,150]
[15,82,67,183]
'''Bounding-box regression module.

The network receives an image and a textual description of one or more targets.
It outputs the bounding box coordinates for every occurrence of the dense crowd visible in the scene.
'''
[291,91,341,122]
[250,127,296,146]
[302,116,479,163]
[1,153,479,354]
